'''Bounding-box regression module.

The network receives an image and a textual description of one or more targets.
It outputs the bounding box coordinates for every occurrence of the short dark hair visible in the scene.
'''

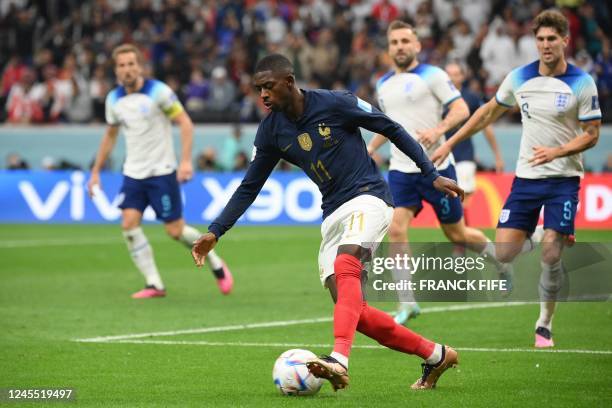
[254,54,293,75]
[532,9,569,37]
[387,20,415,37]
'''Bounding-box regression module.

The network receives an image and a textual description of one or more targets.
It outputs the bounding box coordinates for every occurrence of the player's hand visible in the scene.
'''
[416,128,442,149]
[495,154,505,173]
[191,232,217,267]
[528,146,561,166]
[87,173,101,197]
[177,160,194,182]
[433,176,464,201]
[430,143,451,167]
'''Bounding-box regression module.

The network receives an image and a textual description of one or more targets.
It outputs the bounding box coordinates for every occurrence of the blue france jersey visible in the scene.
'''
[208,89,439,239]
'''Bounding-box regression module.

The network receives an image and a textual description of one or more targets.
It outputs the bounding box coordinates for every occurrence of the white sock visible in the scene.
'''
[179,225,224,270]
[538,260,564,301]
[179,224,202,249]
[536,260,563,330]
[330,351,348,368]
[536,301,556,331]
[425,343,443,365]
[479,239,504,268]
[123,227,164,289]
[206,248,224,270]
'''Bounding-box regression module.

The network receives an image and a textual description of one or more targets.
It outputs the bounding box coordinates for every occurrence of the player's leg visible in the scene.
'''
[310,196,457,390]
[453,160,477,256]
[423,165,512,286]
[534,177,579,347]
[164,218,233,295]
[387,170,424,324]
[118,176,166,298]
[149,172,234,295]
[324,273,458,390]
[307,196,392,390]
[495,177,544,263]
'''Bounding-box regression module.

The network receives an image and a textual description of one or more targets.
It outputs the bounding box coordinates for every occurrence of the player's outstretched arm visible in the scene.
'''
[417,97,469,149]
[529,119,601,166]
[430,98,508,166]
[192,232,217,267]
[203,146,280,247]
[173,111,195,182]
[367,133,388,155]
[87,125,119,197]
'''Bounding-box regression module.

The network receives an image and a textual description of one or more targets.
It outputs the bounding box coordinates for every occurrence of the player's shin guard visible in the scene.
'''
[357,302,435,359]
[537,260,564,330]
[332,254,365,362]
[123,227,164,289]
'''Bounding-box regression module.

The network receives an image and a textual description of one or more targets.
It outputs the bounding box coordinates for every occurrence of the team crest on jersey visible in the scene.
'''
[499,209,510,223]
[554,93,570,111]
[297,133,313,151]
[318,123,338,148]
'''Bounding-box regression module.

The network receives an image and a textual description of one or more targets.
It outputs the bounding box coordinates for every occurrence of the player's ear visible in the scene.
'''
[285,74,295,89]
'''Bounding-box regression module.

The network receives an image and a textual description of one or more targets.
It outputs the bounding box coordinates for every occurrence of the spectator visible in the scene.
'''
[196,148,219,171]
[219,124,242,171]
[5,153,29,170]
[5,68,44,124]
[207,66,237,114]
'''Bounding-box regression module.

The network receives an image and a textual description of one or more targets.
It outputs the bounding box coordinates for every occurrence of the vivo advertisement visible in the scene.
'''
[0,171,323,224]
[1,171,611,228]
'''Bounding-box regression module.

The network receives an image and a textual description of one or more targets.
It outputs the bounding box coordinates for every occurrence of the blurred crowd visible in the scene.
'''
[1,0,610,126]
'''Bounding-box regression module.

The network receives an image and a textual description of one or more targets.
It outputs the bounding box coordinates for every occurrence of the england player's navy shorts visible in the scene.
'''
[497,176,580,235]
[388,165,463,224]
[118,172,182,222]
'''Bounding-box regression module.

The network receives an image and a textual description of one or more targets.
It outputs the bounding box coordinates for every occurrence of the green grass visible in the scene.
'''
[1,225,611,407]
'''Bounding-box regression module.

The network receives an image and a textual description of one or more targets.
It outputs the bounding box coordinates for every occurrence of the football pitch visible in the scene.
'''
[1,225,611,407]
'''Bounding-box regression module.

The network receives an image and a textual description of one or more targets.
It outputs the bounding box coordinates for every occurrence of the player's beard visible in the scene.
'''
[121,73,138,88]
[393,53,414,70]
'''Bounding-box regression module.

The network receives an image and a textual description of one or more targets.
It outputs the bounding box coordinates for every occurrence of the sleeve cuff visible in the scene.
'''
[423,169,441,186]
[495,95,514,108]
[208,224,223,241]
[443,94,461,107]
[578,115,602,122]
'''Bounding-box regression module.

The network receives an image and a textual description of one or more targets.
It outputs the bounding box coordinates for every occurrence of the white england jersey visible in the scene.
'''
[105,79,184,179]
[496,61,602,179]
[376,63,461,173]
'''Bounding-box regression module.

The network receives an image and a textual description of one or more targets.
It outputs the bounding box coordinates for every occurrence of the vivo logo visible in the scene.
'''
[10,171,323,223]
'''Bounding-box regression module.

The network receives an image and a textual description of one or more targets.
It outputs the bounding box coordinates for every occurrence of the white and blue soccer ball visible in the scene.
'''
[272,349,323,396]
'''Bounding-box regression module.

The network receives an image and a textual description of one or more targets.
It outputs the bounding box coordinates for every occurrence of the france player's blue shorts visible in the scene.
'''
[388,165,463,224]
[497,176,580,235]
[118,172,182,223]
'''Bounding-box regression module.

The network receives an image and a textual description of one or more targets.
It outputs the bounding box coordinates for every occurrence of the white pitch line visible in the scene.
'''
[74,317,333,343]
[74,302,533,343]
[107,339,612,355]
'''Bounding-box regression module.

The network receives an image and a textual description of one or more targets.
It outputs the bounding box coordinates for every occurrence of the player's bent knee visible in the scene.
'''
[388,223,407,241]
[541,246,562,265]
[495,244,519,263]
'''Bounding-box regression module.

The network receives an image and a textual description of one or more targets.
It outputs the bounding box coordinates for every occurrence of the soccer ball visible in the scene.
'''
[272,349,323,396]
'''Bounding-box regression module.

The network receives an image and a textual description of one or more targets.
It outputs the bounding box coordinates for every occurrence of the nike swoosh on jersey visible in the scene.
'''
[281,144,292,152]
